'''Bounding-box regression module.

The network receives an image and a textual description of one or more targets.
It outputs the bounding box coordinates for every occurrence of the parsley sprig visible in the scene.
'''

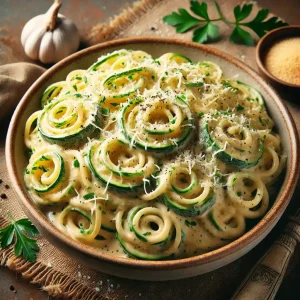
[163,0,288,46]
[0,215,40,262]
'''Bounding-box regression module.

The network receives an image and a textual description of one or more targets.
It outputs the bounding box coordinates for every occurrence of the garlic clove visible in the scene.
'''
[21,15,44,47]
[58,15,80,53]
[52,27,70,61]
[24,26,46,60]
[39,31,55,64]
[21,1,80,64]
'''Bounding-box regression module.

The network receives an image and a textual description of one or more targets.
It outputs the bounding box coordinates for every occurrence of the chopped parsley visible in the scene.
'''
[236,104,244,111]
[83,193,95,200]
[197,112,204,119]
[73,159,80,168]
[101,108,110,116]
[185,220,197,227]
[67,186,74,195]
[259,116,268,126]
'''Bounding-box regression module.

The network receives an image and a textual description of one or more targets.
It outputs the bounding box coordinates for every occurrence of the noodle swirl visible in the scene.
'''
[116,203,183,260]
[23,49,286,260]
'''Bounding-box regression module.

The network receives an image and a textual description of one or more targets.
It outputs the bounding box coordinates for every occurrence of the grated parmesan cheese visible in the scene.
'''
[265,37,300,85]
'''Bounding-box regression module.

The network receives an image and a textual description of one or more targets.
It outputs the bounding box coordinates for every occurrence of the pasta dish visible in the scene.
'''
[24,49,286,260]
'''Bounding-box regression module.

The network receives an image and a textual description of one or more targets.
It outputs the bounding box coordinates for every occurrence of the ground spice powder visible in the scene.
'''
[265,37,300,86]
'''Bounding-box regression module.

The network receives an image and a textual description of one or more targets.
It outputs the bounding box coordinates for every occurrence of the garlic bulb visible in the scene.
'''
[21,0,80,64]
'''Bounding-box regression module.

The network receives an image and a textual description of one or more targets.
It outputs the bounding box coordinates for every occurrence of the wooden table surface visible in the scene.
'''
[0,0,299,299]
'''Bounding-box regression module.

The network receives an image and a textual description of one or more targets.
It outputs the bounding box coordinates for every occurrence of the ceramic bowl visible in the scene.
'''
[256,25,300,97]
[6,38,300,281]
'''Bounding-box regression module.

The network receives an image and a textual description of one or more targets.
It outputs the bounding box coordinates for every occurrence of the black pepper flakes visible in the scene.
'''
[9,285,16,293]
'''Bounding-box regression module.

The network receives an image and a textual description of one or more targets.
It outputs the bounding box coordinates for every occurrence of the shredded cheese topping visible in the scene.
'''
[24,49,286,260]
[265,37,300,86]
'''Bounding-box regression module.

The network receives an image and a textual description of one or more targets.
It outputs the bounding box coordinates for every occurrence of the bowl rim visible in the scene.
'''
[6,37,300,271]
[256,25,300,88]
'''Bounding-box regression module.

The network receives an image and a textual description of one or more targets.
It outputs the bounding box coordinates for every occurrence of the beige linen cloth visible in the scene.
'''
[0,63,45,121]
[1,0,300,299]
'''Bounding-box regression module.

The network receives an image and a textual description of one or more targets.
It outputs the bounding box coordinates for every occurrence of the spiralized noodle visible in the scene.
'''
[24,49,286,260]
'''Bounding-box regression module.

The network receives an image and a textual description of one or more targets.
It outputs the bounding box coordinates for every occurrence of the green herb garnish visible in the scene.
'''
[40,155,49,161]
[236,104,244,111]
[83,193,95,200]
[259,116,268,126]
[163,0,287,45]
[197,112,204,119]
[73,159,80,168]
[185,220,197,227]
[0,216,40,262]
[38,166,49,172]
[101,108,110,116]
[67,186,74,195]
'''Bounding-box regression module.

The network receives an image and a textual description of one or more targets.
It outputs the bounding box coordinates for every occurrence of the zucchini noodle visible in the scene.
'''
[54,200,102,242]
[120,97,194,153]
[41,81,68,107]
[116,203,183,260]
[200,113,264,169]
[38,95,100,145]
[163,164,215,217]
[87,136,157,192]
[23,49,286,260]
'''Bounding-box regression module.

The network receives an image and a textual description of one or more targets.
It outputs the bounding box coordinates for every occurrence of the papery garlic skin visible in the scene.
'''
[21,1,80,64]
